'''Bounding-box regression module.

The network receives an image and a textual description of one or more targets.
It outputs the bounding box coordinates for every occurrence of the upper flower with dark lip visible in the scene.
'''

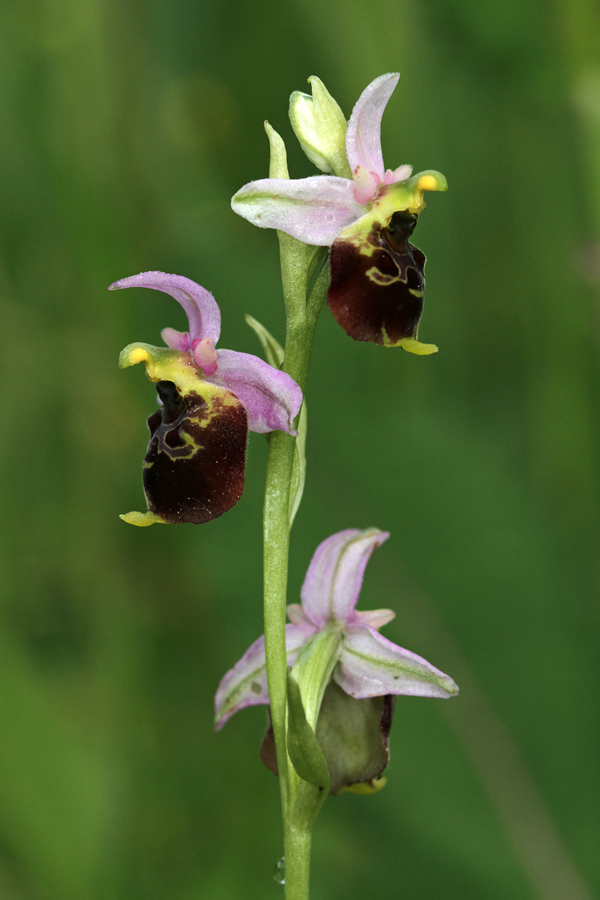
[112,271,303,526]
[232,74,447,353]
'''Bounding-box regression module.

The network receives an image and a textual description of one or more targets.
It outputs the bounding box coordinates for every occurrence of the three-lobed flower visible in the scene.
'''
[215,528,458,793]
[232,74,447,353]
[112,271,302,526]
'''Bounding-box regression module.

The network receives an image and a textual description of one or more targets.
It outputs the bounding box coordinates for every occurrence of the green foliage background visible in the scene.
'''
[1,0,599,897]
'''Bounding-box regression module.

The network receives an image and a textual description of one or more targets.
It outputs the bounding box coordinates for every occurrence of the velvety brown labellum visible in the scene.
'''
[143,380,247,524]
[260,683,395,794]
[328,210,427,345]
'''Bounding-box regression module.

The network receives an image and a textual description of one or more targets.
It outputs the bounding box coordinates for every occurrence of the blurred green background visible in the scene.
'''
[1,0,599,898]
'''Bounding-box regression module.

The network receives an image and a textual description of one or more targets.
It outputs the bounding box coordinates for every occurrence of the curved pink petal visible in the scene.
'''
[300,528,390,628]
[345,73,400,179]
[231,176,364,246]
[209,349,303,435]
[214,624,315,729]
[335,624,459,699]
[109,271,221,346]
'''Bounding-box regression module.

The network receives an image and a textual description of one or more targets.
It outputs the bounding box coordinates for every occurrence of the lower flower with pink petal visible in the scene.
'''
[215,528,458,792]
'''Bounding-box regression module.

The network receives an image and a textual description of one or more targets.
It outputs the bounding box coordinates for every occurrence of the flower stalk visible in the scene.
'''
[261,123,329,897]
[262,275,325,899]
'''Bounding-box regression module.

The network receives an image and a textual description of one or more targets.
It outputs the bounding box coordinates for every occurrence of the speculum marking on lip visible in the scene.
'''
[327,210,427,346]
[143,380,247,524]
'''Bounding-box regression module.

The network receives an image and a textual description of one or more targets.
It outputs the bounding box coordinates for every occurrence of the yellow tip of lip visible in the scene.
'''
[120,510,165,527]
[343,777,387,795]
[417,175,438,192]
[128,347,149,365]
[399,338,439,356]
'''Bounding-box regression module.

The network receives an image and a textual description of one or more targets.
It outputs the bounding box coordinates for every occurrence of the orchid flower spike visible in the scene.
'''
[215,528,458,793]
[232,74,448,354]
[111,272,302,526]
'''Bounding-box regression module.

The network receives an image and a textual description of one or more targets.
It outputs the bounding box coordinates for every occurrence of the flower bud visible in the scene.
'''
[289,76,351,178]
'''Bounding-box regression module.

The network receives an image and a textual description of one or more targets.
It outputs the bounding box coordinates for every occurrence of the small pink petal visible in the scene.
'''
[287,603,312,625]
[353,608,396,629]
[352,166,380,205]
[161,327,190,351]
[384,164,412,185]
[346,73,400,179]
[192,337,218,376]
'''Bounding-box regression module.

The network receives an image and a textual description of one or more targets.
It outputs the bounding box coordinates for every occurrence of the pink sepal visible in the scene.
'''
[345,73,400,179]
[232,176,364,246]
[214,623,316,730]
[300,529,390,628]
[335,624,459,699]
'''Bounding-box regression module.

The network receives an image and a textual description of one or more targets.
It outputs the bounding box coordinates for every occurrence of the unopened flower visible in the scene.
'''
[111,271,302,526]
[232,74,447,353]
[289,76,350,177]
[215,528,458,792]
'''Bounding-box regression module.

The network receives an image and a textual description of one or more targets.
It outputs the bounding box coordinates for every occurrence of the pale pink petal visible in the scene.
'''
[287,603,312,625]
[384,164,412,185]
[209,349,303,435]
[345,73,400,179]
[352,166,380,204]
[353,608,396,629]
[214,624,314,730]
[109,271,221,345]
[192,338,218,376]
[231,176,364,246]
[335,624,459,699]
[300,529,390,628]
[161,327,190,351]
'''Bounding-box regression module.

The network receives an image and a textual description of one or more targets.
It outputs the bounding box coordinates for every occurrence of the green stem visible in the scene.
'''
[283,821,312,899]
[263,427,295,816]
[263,243,329,898]
[263,317,318,816]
